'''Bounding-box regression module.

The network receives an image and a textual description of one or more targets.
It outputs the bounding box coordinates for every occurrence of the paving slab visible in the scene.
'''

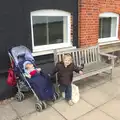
[11,98,35,117]
[75,80,92,93]
[1,67,120,120]
[81,88,112,107]
[96,81,120,98]
[13,118,21,120]
[99,96,120,120]
[21,107,65,120]
[79,84,92,93]
[85,74,109,87]
[112,67,120,78]
[77,109,115,120]
[52,99,94,120]
[0,104,18,120]
[112,77,120,85]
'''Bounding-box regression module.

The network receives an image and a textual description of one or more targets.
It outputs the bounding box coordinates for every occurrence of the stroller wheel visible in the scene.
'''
[55,92,60,99]
[15,92,24,102]
[42,101,47,109]
[35,102,42,112]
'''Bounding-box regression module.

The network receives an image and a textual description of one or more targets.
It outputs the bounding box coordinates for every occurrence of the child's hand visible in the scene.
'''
[37,68,41,72]
[79,71,83,75]
[26,74,31,78]
[28,74,31,78]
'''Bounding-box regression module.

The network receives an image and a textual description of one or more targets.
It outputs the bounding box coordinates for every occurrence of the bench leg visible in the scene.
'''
[110,69,112,80]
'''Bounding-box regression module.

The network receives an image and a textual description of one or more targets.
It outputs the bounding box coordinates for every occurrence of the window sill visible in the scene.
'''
[32,44,76,56]
[98,37,119,44]
[99,39,120,46]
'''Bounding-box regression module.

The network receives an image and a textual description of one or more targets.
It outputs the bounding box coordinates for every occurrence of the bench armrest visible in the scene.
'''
[99,52,117,59]
[99,52,117,67]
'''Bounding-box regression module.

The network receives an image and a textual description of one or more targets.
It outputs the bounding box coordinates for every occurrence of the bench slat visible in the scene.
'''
[75,51,79,66]
[93,47,95,62]
[72,51,75,65]
[54,45,101,66]
[73,62,112,81]
[87,49,90,63]
[78,50,81,65]
[94,47,97,62]
[58,54,61,62]
[84,49,87,64]
[90,48,92,63]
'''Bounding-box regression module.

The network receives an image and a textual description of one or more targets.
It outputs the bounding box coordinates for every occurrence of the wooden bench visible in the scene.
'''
[53,45,117,82]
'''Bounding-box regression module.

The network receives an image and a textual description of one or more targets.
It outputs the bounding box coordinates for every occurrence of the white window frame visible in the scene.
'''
[98,12,119,43]
[30,9,72,53]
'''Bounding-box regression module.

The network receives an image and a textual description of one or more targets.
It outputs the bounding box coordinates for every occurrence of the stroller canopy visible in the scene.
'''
[11,45,34,66]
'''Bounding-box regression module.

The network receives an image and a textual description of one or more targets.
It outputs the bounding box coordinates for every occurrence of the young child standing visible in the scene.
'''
[51,54,84,106]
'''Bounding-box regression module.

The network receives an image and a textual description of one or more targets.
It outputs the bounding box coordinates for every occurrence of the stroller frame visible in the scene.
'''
[8,46,59,112]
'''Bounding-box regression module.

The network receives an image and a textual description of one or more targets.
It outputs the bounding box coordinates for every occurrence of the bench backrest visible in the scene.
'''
[54,45,100,66]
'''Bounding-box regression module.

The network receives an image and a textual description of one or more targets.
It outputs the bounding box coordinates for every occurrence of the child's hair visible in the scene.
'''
[63,53,73,62]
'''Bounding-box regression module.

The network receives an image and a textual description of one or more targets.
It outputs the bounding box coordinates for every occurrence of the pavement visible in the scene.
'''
[1,66,120,120]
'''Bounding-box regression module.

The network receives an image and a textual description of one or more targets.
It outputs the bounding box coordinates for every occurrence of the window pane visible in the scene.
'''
[111,17,117,37]
[99,18,111,38]
[32,16,47,46]
[48,16,63,44]
[99,19,102,38]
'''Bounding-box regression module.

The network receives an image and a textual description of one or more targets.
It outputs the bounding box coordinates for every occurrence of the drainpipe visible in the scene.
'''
[73,0,79,48]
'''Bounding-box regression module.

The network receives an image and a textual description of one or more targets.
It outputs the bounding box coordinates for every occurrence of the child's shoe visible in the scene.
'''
[68,100,74,106]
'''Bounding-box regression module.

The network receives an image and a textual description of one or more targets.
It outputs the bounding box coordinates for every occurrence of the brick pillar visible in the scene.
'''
[78,0,99,47]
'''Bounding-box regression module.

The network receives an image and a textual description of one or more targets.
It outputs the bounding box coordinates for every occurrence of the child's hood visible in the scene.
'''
[23,61,32,71]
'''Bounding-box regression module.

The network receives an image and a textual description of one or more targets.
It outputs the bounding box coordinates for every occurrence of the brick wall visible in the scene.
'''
[71,16,73,41]
[78,0,120,47]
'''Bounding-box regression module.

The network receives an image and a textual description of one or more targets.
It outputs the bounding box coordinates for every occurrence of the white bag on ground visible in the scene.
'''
[71,84,80,103]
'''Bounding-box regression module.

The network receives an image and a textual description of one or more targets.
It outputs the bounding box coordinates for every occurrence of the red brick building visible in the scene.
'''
[78,0,120,50]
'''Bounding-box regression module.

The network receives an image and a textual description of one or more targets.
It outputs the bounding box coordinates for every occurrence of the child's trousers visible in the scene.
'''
[59,84,72,100]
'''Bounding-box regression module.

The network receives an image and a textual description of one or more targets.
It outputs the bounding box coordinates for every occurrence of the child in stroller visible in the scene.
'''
[8,45,59,112]
[23,61,41,78]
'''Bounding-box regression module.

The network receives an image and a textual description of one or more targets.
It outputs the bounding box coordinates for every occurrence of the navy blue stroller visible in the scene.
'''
[8,45,59,112]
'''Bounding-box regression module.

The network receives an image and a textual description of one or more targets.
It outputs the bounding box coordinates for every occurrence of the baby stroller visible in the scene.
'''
[8,45,59,112]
